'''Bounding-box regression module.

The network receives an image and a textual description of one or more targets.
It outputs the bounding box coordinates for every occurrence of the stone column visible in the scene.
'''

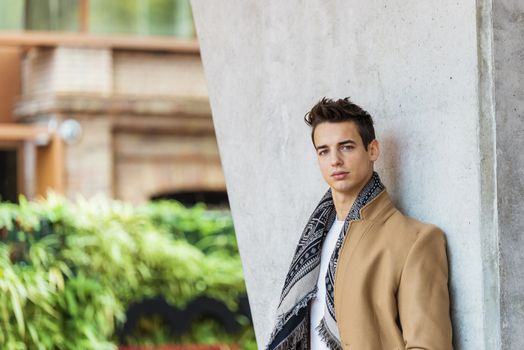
[492,0,524,349]
[191,0,523,348]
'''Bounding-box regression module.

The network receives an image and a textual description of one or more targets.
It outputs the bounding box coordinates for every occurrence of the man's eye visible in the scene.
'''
[341,145,354,151]
[318,150,327,156]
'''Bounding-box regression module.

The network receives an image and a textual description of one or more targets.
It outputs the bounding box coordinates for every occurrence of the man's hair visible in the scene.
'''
[304,97,376,150]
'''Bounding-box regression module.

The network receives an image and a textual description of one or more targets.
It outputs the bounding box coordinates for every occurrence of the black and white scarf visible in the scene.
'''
[266,172,385,350]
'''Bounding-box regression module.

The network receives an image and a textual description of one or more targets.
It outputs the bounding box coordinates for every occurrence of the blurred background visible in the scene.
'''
[0,1,254,349]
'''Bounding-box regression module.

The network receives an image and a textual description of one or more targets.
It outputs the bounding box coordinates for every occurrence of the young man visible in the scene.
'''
[266,98,453,350]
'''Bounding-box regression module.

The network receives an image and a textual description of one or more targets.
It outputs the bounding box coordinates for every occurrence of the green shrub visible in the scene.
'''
[0,193,255,350]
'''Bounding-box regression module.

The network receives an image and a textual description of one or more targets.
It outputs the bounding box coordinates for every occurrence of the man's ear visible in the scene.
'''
[368,139,380,161]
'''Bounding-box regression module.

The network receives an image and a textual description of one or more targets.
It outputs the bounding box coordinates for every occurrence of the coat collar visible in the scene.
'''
[359,189,397,224]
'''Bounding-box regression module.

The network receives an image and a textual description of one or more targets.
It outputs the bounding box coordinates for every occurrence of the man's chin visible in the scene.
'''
[330,183,355,195]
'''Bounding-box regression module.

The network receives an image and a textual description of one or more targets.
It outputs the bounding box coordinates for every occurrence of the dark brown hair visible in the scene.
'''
[304,97,376,150]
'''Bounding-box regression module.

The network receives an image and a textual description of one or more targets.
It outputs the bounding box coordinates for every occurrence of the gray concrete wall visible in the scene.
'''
[191,0,515,348]
[492,0,524,349]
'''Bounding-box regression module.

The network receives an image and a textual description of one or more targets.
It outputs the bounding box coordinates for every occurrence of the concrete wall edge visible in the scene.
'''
[476,0,502,348]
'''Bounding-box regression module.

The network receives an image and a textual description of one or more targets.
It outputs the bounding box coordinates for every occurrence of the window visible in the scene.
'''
[0,0,195,38]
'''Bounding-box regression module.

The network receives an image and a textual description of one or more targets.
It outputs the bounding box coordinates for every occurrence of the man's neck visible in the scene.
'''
[332,172,374,220]
[332,191,357,221]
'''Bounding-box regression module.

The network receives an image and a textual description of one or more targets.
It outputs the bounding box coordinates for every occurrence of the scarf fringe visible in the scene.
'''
[266,287,317,349]
[271,314,309,350]
[316,317,343,350]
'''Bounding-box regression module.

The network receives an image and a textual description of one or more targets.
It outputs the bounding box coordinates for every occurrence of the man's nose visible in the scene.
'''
[330,152,343,166]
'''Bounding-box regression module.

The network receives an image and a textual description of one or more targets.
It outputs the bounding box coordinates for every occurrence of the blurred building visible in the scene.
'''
[0,0,227,205]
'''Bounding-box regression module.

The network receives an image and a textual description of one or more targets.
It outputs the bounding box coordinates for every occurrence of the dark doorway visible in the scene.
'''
[151,190,229,208]
[0,149,18,203]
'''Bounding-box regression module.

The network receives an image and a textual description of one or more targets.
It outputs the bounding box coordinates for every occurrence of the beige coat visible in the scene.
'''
[333,190,453,350]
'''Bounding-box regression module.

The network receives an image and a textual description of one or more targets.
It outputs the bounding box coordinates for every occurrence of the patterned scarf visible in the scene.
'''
[266,172,385,350]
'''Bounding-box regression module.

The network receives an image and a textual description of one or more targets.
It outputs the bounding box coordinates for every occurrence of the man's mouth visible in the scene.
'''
[331,171,349,180]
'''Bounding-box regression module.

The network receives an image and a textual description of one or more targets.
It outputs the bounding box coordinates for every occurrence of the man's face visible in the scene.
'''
[313,121,379,199]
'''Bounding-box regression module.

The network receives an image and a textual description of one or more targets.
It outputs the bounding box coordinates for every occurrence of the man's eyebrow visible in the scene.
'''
[315,139,357,150]
[338,139,357,145]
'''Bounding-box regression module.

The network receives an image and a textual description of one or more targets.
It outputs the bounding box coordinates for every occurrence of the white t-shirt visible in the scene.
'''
[310,218,345,349]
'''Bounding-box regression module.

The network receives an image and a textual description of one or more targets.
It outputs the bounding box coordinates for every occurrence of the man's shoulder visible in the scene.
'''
[383,206,445,243]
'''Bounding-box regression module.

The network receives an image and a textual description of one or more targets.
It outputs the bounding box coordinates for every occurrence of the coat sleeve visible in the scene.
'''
[397,225,453,350]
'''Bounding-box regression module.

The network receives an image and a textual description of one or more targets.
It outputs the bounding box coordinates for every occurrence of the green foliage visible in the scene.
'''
[0,193,255,349]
